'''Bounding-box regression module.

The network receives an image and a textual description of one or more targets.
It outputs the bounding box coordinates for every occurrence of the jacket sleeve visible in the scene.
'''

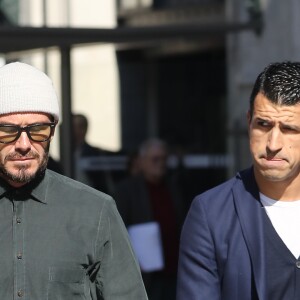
[177,196,221,300]
[94,197,148,299]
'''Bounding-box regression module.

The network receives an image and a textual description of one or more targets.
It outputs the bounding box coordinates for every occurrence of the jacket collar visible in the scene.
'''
[233,167,267,300]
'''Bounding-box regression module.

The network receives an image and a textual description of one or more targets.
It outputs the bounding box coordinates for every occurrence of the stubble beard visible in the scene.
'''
[0,149,49,185]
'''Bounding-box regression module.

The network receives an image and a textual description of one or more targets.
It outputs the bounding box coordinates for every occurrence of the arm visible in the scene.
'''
[177,197,221,300]
[95,197,148,299]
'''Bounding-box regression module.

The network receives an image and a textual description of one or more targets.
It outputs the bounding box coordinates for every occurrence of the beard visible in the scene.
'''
[0,149,49,185]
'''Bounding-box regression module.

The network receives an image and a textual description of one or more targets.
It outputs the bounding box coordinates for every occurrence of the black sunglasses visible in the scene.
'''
[0,123,56,144]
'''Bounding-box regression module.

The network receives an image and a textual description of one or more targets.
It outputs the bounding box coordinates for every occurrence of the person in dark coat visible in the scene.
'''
[115,138,187,300]
[72,113,114,194]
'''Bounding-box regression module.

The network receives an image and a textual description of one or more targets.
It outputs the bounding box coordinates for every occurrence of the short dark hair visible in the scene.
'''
[249,62,300,119]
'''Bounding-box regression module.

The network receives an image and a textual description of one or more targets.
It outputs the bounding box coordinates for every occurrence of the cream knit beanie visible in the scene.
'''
[0,62,60,121]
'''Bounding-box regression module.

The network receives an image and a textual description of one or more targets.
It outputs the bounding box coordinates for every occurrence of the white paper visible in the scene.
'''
[128,222,164,272]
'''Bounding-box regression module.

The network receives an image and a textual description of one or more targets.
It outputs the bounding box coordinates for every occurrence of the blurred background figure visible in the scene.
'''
[47,155,64,175]
[126,150,141,177]
[72,113,114,194]
[114,138,188,300]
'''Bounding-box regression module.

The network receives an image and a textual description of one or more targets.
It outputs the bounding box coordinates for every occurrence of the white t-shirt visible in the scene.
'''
[260,193,300,258]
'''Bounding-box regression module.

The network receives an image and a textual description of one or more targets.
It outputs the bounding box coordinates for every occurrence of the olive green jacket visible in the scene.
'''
[0,169,147,300]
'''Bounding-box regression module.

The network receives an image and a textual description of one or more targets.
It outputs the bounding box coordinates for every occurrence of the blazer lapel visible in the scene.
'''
[232,168,267,300]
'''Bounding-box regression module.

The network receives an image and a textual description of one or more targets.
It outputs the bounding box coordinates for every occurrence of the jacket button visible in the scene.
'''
[296,261,300,268]
[17,290,23,297]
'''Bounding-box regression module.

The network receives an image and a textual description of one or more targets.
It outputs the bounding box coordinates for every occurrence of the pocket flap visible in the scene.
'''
[49,267,85,283]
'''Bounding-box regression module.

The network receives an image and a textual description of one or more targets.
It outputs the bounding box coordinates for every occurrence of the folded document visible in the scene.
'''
[128,222,164,272]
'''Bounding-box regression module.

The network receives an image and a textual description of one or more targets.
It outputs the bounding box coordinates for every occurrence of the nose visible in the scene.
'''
[14,132,31,153]
[267,128,283,153]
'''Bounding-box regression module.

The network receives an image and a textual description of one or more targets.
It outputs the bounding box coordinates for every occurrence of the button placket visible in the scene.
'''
[13,199,25,300]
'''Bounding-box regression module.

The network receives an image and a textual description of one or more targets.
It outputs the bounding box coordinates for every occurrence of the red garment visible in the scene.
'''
[146,181,179,276]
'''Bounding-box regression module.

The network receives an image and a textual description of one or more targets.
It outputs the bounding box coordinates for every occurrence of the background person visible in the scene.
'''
[177,61,300,300]
[115,138,187,300]
[47,155,64,174]
[72,113,114,194]
[0,62,147,300]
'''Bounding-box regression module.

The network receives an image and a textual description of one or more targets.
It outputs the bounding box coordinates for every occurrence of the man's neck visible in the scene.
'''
[143,174,164,186]
[255,174,300,201]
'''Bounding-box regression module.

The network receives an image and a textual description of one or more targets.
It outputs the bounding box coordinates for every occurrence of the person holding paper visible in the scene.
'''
[114,138,187,300]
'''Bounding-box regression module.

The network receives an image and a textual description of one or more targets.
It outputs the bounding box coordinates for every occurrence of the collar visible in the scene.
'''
[0,171,49,204]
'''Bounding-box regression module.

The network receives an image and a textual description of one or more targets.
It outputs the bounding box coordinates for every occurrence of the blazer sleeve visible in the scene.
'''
[177,196,221,300]
[94,197,148,299]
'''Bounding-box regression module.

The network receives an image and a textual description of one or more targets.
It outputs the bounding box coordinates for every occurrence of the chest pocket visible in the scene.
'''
[47,267,87,300]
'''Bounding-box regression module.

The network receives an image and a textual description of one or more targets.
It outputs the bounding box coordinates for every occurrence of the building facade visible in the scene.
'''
[0,0,298,197]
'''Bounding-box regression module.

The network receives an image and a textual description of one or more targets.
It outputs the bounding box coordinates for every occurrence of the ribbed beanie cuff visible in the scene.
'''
[0,62,60,121]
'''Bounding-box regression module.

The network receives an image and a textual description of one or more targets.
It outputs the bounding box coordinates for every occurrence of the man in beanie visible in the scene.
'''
[0,62,147,299]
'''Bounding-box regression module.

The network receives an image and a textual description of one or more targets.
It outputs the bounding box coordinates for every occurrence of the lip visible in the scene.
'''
[260,157,287,166]
[265,158,284,161]
[259,153,286,161]
[9,158,34,162]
